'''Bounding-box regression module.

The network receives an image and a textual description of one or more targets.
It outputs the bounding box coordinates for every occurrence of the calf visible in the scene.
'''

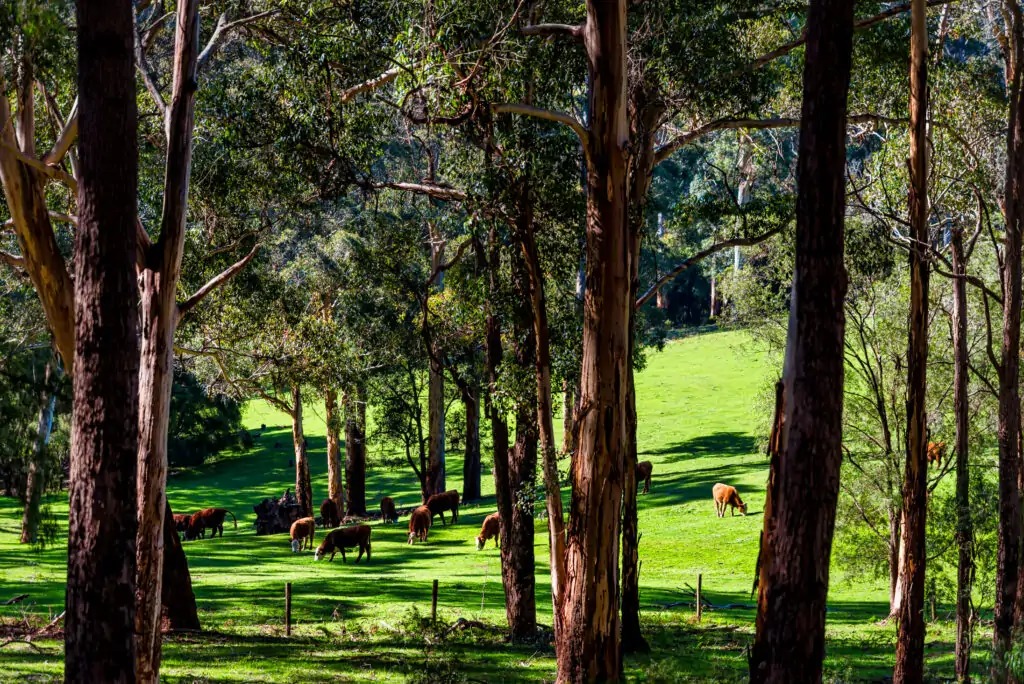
[408,505,432,544]
[636,461,653,494]
[425,489,460,526]
[927,441,947,467]
[320,498,341,529]
[380,496,398,524]
[290,517,315,553]
[712,483,747,517]
[186,507,237,540]
[172,514,190,535]
[315,524,372,563]
[475,512,501,550]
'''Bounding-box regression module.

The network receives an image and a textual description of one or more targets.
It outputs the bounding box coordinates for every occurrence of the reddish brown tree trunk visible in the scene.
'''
[65,1,140,678]
[620,366,647,653]
[950,226,975,681]
[461,385,481,502]
[557,1,631,679]
[325,389,344,508]
[21,357,55,544]
[749,0,854,680]
[893,3,931,681]
[161,502,199,630]
[291,385,313,518]
[997,8,1024,676]
[344,388,367,516]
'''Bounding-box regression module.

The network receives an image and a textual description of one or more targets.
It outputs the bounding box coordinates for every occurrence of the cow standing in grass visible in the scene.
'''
[380,496,398,524]
[290,517,315,552]
[712,483,747,517]
[320,498,340,528]
[475,513,501,550]
[315,525,372,563]
[408,505,431,544]
[425,490,460,526]
[186,507,237,540]
[636,461,654,494]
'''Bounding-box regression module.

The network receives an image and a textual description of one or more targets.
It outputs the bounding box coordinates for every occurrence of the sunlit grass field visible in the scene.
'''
[0,329,986,681]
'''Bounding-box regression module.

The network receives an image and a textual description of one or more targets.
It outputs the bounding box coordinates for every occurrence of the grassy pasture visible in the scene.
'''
[0,330,984,681]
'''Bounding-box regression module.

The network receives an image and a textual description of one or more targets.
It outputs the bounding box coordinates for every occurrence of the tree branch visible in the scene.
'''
[134,7,167,118]
[522,23,584,40]
[0,249,25,269]
[198,10,279,70]
[427,238,474,287]
[42,102,77,167]
[381,181,468,202]
[338,68,402,103]
[0,141,77,192]
[635,227,783,309]
[492,103,588,147]
[177,242,260,319]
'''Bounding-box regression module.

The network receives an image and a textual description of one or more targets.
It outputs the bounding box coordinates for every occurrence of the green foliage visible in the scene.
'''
[168,367,246,469]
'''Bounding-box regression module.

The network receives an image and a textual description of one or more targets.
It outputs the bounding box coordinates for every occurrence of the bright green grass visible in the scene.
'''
[0,329,986,682]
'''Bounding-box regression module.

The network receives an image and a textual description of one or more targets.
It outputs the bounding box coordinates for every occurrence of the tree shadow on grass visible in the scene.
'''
[642,432,758,464]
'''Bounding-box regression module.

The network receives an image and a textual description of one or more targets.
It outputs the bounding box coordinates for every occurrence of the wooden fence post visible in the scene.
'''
[431,579,439,624]
[696,574,703,623]
[285,582,292,636]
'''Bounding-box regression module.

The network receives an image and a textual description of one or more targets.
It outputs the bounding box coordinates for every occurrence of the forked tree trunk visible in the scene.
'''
[325,389,344,508]
[749,0,854,681]
[344,388,367,516]
[21,358,55,544]
[557,1,631,678]
[486,234,537,639]
[997,7,1024,676]
[462,385,481,502]
[161,501,199,630]
[894,2,931,680]
[950,226,975,681]
[65,1,140,678]
[291,385,313,518]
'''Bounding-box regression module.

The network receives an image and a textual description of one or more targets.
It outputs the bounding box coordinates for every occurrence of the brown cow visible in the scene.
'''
[927,441,947,467]
[380,496,398,524]
[475,512,501,550]
[315,525,372,563]
[408,505,432,544]
[320,498,341,529]
[712,483,747,517]
[290,517,315,553]
[185,507,237,541]
[172,513,190,535]
[636,461,653,494]
[426,489,460,526]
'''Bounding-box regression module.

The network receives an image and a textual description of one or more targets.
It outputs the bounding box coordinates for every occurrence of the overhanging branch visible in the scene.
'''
[177,242,260,319]
[381,181,468,202]
[522,23,584,40]
[492,103,588,147]
[198,10,279,70]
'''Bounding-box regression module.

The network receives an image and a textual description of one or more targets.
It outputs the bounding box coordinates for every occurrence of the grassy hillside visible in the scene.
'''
[0,329,981,681]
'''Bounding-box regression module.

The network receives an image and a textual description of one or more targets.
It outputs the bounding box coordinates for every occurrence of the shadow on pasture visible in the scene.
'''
[642,431,758,464]
[635,462,766,513]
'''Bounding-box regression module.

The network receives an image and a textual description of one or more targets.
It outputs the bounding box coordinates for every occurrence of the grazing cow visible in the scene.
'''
[315,525,372,563]
[425,489,460,526]
[408,505,431,544]
[186,507,237,540]
[927,441,947,467]
[712,483,747,517]
[172,514,190,535]
[380,496,398,524]
[290,517,315,553]
[475,513,501,550]
[320,498,341,529]
[636,461,653,494]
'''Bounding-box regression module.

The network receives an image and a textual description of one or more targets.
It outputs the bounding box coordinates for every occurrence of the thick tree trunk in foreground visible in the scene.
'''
[344,389,367,516]
[557,1,631,679]
[161,501,199,630]
[462,385,482,502]
[997,8,1024,676]
[325,389,344,508]
[951,227,975,681]
[486,264,537,638]
[65,0,140,678]
[749,0,853,681]
[620,367,647,653]
[291,385,313,518]
[893,3,931,681]
[21,358,55,544]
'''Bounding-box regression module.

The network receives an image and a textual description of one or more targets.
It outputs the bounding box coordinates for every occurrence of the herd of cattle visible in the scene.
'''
[173,459,764,562]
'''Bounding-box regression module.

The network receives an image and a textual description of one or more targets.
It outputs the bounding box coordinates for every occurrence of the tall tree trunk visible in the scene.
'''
[485,227,537,640]
[21,357,56,544]
[561,380,576,456]
[161,501,199,630]
[462,385,481,502]
[291,385,313,518]
[325,389,344,508]
[620,367,647,653]
[997,6,1024,676]
[427,355,446,496]
[894,2,931,680]
[749,0,854,680]
[558,1,631,678]
[889,510,902,616]
[65,0,140,677]
[951,226,975,681]
[345,388,367,516]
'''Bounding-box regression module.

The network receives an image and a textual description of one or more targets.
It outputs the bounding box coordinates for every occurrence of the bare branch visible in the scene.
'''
[134,7,167,117]
[0,249,25,269]
[381,181,468,202]
[42,101,77,167]
[635,227,783,309]
[198,10,279,70]
[177,242,260,319]
[338,68,402,103]
[427,238,474,287]
[522,23,584,40]
[0,141,77,192]
[492,103,588,147]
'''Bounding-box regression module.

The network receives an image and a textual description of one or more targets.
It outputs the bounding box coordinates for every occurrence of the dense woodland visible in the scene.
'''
[4,0,1024,681]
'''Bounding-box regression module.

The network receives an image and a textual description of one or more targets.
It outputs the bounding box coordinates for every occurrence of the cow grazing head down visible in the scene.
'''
[314,546,326,561]
[291,539,301,553]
